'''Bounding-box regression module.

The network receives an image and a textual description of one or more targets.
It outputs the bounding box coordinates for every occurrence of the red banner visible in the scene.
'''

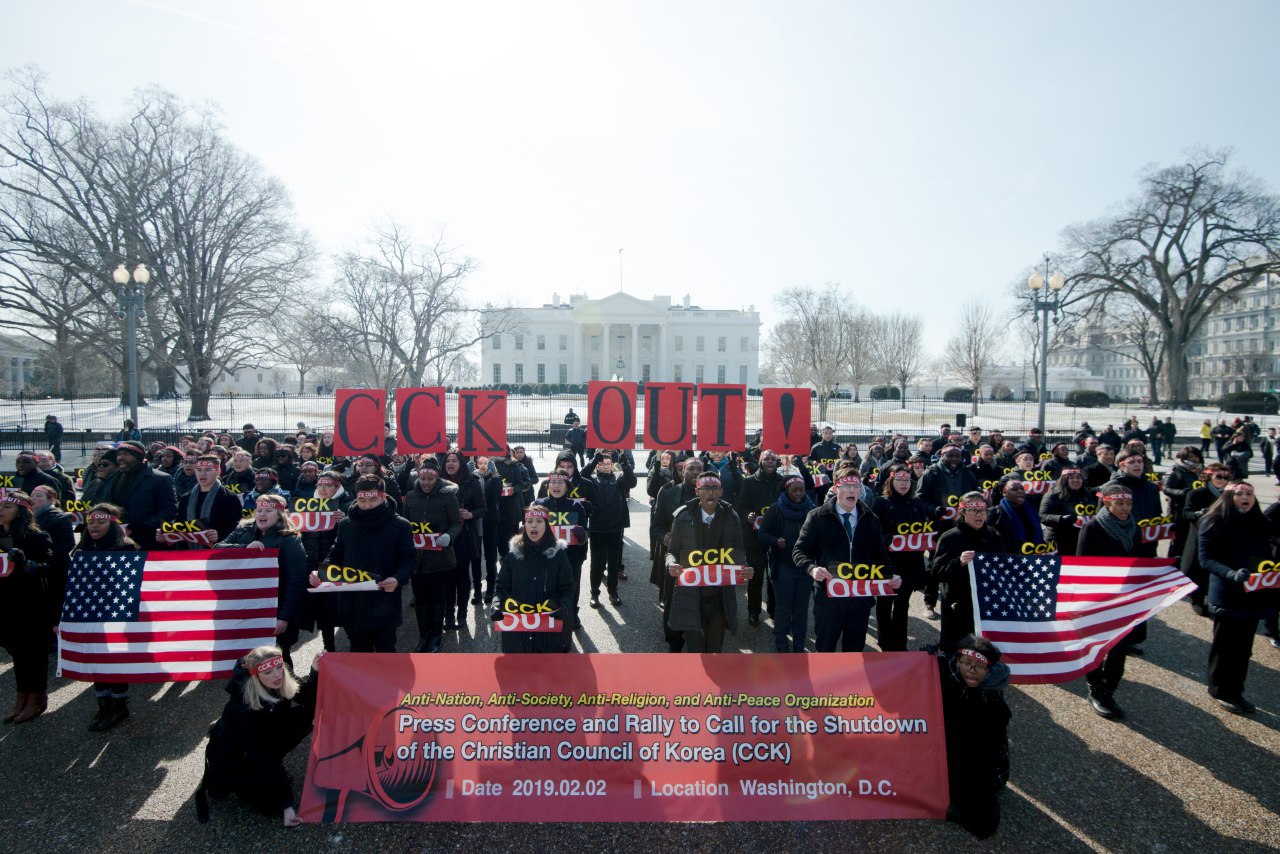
[676,565,746,586]
[298,652,947,823]
[396,387,448,454]
[457,390,507,456]
[761,388,811,455]
[157,528,220,546]
[587,382,637,450]
[643,383,695,451]
[696,384,747,452]
[334,389,387,457]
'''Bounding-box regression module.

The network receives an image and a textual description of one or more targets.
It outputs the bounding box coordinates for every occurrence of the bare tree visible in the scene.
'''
[273,290,344,393]
[869,312,924,401]
[331,222,520,393]
[1060,149,1280,404]
[1090,297,1168,403]
[944,301,1004,415]
[766,285,865,419]
[0,72,312,419]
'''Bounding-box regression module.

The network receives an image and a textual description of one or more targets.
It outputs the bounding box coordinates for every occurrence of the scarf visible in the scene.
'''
[186,485,219,523]
[774,490,815,520]
[997,497,1042,545]
[1094,506,1137,552]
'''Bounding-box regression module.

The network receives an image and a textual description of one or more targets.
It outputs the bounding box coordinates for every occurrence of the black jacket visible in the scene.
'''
[322,502,416,633]
[792,499,891,604]
[870,492,931,588]
[446,470,487,558]
[178,485,246,543]
[1038,489,1094,557]
[493,535,575,653]
[931,523,1006,628]
[665,498,746,634]
[918,462,979,529]
[0,524,54,634]
[582,458,637,533]
[402,479,462,574]
[1199,509,1278,619]
[735,469,785,558]
[111,465,178,550]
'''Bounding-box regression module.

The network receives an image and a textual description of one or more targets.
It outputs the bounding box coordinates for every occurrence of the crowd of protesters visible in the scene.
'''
[1,410,1277,835]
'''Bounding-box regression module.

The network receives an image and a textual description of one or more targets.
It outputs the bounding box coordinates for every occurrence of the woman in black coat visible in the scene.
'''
[758,474,816,653]
[931,491,1007,652]
[1077,483,1146,719]
[197,645,320,826]
[870,466,930,651]
[1198,480,1278,714]
[491,507,575,653]
[1179,464,1230,616]
[0,492,54,725]
[297,473,350,652]
[936,635,1011,839]
[1038,468,1094,558]
[1162,446,1204,564]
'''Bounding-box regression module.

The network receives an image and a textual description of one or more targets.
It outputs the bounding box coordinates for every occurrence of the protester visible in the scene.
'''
[1180,463,1230,616]
[179,454,244,543]
[918,446,978,618]
[1162,446,1204,562]
[83,450,119,505]
[862,465,927,651]
[989,480,1044,553]
[73,503,138,730]
[14,450,63,499]
[533,472,589,632]
[30,485,73,629]
[511,445,539,507]
[298,472,348,652]
[736,449,784,625]
[109,441,178,551]
[1077,483,1146,719]
[310,475,415,653]
[491,506,575,653]
[0,492,54,725]
[652,457,703,619]
[793,468,900,652]
[1198,480,1276,714]
[215,495,309,667]
[442,451,486,629]
[936,635,1011,839]
[665,472,751,653]
[931,491,1007,652]
[583,450,637,608]
[758,474,816,652]
[197,645,320,826]
[402,458,462,653]
[1037,469,1091,557]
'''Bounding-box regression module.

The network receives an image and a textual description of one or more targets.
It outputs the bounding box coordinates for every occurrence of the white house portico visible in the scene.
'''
[483,292,760,387]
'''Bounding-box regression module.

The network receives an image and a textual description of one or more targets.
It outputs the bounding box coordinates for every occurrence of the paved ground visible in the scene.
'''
[2,454,1279,851]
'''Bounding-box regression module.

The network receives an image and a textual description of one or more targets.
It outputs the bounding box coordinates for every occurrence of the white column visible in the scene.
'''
[631,323,639,381]
[569,322,580,384]
[656,325,665,381]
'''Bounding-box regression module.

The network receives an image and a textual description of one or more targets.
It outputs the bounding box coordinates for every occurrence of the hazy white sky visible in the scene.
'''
[6,1,1279,355]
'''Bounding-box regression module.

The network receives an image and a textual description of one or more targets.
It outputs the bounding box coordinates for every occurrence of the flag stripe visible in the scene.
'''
[57,549,279,684]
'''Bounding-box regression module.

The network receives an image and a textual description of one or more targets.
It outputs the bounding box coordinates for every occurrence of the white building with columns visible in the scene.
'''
[482,292,761,387]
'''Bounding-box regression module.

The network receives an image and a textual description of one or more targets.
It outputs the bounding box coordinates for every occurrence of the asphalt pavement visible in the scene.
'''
[2,456,1278,852]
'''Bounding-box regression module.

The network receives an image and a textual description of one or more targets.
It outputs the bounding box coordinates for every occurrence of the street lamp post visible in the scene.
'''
[112,263,150,428]
[1027,255,1065,432]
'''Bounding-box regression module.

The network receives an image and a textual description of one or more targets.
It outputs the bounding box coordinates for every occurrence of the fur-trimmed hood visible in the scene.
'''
[506,534,568,558]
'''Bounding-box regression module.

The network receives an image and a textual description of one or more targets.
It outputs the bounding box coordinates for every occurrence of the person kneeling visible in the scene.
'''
[937,635,1011,839]
[196,646,321,827]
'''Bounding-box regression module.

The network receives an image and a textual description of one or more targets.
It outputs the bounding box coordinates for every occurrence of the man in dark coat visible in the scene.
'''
[316,474,416,652]
[14,451,63,500]
[44,415,64,462]
[31,484,74,627]
[664,472,750,653]
[735,449,784,625]
[402,458,462,653]
[178,455,244,543]
[109,441,178,551]
[792,468,899,652]
[583,450,637,607]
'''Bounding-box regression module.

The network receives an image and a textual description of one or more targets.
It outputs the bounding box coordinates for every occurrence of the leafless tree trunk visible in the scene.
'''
[944,301,1004,415]
[869,312,924,401]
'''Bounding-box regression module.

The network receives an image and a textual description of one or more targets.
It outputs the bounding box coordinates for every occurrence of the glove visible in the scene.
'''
[435,533,451,548]
[8,548,26,567]
[1231,568,1252,584]
[570,525,587,543]
[489,607,505,622]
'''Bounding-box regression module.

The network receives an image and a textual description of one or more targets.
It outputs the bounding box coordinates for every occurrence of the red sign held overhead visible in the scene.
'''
[334,389,386,457]
[457,390,507,455]
[396,387,448,454]
[587,382,637,450]
[696,384,746,452]
[643,383,695,451]
[761,388,812,455]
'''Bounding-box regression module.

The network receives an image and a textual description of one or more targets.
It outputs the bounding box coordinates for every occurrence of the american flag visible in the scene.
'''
[57,549,280,683]
[969,554,1196,684]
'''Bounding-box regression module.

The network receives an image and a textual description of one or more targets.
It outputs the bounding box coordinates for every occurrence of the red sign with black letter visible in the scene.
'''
[761,388,812,455]
[696,384,746,452]
[334,389,386,457]
[298,652,947,823]
[643,383,695,451]
[457,390,507,455]
[587,382,637,450]
[396,387,448,454]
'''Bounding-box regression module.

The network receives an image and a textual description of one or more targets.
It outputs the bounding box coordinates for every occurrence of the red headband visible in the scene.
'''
[0,494,32,509]
[696,476,722,489]
[87,511,119,523]
[355,490,384,500]
[959,648,990,665]
[253,656,284,673]
[960,500,988,510]
[256,497,284,510]
[524,506,550,521]
[1099,492,1133,503]
[835,475,861,488]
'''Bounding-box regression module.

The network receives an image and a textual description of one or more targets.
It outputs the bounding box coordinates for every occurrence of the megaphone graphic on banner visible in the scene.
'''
[314,705,441,819]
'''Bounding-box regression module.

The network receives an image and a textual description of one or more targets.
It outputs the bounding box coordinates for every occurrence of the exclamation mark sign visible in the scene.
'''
[780,392,795,449]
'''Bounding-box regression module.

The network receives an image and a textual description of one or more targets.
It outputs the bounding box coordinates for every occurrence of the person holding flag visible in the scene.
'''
[931,491,1007,652]
[793,466,900,653]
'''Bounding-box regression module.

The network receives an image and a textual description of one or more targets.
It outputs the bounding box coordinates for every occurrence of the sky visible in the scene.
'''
[5,1,1280,358]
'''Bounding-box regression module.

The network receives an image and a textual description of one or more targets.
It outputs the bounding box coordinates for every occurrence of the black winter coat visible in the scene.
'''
[665,499,746,634]
[322,502,416,633]
[583,461,637,533]
[0,524,54,636]
[204,662,318,814]
[493,535,575,653]
[870,493,930,588]
[178,485,246,543]
[792,499,891,605]
[402,480,462,574]
[937,652,1011,828]
[112,465,178,550]
[736,470,785,559]
[1038,489,1094,557]
[446,471,487,558]
[1199,509,1278,619]
[931,523,1006,629]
